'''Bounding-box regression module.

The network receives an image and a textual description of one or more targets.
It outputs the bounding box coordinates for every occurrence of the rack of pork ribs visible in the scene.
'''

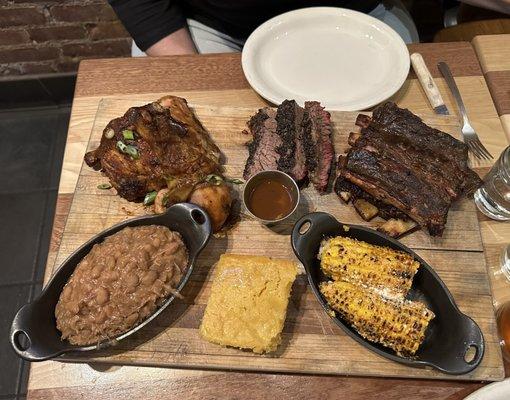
[335,102,482,237]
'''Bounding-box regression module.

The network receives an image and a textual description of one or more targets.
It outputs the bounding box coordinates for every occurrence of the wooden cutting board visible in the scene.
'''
[52,97,504,381]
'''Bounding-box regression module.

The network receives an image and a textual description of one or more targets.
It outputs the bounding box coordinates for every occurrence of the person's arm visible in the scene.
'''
[145,27,197,56]
[460,0,510,14]
[108,0,197,55]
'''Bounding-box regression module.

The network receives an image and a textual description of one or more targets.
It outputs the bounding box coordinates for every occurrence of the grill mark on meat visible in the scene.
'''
[302,112,317,174]
[275,100,307,182]
[243,108,279,180]
[304,101,335,193]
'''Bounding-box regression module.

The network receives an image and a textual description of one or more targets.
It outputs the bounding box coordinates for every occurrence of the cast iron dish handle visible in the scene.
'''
[291,212,339,258]
[10,302,77,361]
[10,203,211,361]
[428,314,484,374]
[291,211,485,374]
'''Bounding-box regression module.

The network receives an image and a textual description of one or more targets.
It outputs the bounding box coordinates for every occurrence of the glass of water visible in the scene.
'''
[474,146,510,220]
[502,244,510,281]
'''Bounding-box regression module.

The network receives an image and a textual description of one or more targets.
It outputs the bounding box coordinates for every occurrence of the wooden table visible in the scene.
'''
[473,34,510,141]
[27,39,510,399]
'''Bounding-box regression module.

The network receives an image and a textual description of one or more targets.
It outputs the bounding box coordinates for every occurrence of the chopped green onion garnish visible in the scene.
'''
[97,183,112,190]
[205,174,224,186]
[116,140,139,159]
[204,175,243,185]
[122,129,134,140]
[143,191,157,206]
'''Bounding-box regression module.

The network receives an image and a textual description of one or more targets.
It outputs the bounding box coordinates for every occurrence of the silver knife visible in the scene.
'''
[410,53,449,115]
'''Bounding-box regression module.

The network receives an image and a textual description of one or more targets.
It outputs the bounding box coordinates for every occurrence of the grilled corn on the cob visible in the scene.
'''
[320,280,434,356]
[318,236,420,298]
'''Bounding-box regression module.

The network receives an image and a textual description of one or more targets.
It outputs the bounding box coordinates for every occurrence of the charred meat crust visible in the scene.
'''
[336,102,482,236]
[243,100,335,189]
[334,176,408,220]
[84,96,222,202]
[275,100,307,182]
[243,108,279,180]
[304,101,335,193]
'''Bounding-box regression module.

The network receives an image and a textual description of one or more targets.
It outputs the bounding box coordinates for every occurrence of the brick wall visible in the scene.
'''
[0,0,132,76]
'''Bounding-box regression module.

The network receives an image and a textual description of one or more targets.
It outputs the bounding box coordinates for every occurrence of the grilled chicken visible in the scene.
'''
[85,96,222,203]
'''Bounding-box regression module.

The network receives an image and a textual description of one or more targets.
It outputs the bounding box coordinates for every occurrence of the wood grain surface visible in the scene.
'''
[434,19,510,43]
[484,70,510,116]
[472,35,510,73]
[27,363,487,400]
[46,99,504,381]
[28,40,510,400]
[73,43,482,99]
[472,34,510,142]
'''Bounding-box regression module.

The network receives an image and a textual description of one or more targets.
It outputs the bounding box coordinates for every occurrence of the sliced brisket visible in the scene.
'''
[243,99,335,189]
[275,100,308,182]
[303,101,335,192]
[243,107,279,180]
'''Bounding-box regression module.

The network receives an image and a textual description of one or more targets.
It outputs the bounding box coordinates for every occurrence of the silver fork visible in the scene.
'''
[438,62,493,160]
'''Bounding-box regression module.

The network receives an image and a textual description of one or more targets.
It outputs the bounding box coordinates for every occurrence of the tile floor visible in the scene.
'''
[0,104,71,399]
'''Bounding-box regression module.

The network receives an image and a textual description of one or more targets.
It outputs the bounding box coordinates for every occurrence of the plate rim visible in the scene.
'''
[463,378,510,399]
[241,6,410,111]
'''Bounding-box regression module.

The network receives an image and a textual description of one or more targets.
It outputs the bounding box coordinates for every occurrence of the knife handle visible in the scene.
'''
[410,53,446,111]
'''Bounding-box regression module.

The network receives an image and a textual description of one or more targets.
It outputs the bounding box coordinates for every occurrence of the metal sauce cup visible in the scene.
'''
[242,170,300,224]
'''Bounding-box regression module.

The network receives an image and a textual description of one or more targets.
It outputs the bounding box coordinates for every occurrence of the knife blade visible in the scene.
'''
[410,53,449,115]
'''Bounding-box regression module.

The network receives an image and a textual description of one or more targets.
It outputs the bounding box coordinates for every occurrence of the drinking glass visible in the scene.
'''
[501,244,510,281]
[474,146,510,220]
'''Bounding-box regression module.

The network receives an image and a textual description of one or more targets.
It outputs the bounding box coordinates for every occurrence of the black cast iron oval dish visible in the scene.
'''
[10,202,212,362]
[291,212,484,374]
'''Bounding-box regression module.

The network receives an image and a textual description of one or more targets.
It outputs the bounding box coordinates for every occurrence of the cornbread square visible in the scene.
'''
[199,254,298,353]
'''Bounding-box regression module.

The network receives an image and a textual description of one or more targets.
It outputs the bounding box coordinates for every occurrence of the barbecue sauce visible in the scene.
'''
[248,179,293,220]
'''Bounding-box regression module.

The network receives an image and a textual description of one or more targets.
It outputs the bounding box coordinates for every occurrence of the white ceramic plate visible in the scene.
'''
[463,379,510,400]
[242,7,410,111]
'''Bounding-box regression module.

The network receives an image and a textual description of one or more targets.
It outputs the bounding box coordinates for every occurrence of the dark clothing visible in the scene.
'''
[109,0,380,51]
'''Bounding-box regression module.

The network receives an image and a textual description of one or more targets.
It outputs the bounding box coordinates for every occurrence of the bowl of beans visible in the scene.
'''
[10,202,211,361]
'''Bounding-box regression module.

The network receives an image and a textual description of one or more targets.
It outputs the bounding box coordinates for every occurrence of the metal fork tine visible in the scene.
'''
[474,138,493,159]
[471,139,491,160]
[438,62,494,161]
[467,141,483,160]
[466,141,476,159]
[469,140,486,160]
[477,146,491,160]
